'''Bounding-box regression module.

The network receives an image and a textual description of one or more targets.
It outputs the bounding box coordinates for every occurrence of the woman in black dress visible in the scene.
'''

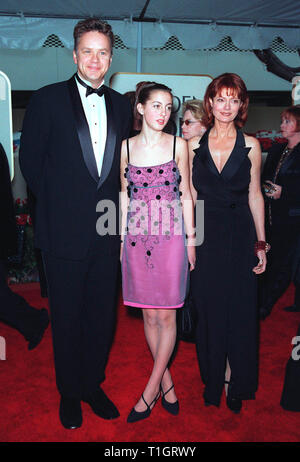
[188,73,268,413]
[259,106,300,318]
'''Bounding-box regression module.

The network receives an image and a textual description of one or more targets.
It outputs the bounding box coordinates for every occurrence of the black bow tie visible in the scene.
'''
[75,74,106,98]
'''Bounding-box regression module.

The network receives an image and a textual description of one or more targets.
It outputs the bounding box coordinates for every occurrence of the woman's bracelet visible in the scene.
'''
[254,241,271,256]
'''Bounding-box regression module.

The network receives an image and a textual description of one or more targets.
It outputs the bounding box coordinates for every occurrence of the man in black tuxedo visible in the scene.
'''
[0,143,49,350]
[20,18,132,429]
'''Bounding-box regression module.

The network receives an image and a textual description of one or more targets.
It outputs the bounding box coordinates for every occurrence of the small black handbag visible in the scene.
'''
[177,293,196,343]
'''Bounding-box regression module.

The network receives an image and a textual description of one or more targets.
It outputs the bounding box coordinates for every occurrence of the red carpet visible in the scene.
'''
[0,282,300,442]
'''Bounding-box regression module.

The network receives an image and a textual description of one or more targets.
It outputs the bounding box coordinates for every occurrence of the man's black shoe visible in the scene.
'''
[83,388,120,420]
[283,304,300,312]
[28,308,50,350]
[59,396,82,429]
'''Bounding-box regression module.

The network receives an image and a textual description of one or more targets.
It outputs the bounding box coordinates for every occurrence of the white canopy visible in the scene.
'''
[0,0,299,50]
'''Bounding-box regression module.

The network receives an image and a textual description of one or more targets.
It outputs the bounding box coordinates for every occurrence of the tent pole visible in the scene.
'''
[136,21,142,73]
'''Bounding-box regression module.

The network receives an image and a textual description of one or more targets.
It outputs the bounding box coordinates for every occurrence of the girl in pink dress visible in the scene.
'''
[120,82,195,422]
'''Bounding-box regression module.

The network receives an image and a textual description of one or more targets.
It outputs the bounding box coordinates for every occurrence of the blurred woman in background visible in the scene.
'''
[181,99,206,141]
[259,105,300,318]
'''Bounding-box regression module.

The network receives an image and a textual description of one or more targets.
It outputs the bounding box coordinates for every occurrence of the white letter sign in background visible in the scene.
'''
[0,70,13,179]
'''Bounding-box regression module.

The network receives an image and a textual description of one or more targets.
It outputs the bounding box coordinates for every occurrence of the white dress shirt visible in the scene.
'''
[75,75,107,177]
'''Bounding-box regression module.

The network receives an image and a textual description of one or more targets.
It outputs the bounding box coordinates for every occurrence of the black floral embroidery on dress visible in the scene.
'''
[124,160,183,269]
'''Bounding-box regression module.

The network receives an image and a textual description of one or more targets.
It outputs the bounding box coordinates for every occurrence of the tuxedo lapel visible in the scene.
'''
[67,76,99,184]
[97,88,117,190]
[194,129,251,180]
[221,130,251,182]
[193,129,216,177]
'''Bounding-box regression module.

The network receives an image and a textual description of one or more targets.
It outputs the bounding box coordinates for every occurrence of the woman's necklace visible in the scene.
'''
[273,145,293,183]
[269,145,294,226]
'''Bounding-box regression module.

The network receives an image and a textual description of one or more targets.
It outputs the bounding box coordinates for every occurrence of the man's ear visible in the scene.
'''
[73,50,78,65]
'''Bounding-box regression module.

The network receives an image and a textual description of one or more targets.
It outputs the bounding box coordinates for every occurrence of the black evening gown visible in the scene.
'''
[191,129,258,406]
[259,141,300,315]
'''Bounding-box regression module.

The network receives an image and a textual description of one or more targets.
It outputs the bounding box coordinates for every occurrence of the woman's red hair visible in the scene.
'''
[281,105,300,131]
[202,73,249,129]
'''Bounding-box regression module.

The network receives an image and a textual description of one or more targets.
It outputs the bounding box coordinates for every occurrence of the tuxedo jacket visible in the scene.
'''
[19,75,132,260]
[262,141,300,229]
[0,143,17,258]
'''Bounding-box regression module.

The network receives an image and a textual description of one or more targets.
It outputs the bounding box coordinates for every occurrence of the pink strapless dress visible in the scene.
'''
[122,158,188,309]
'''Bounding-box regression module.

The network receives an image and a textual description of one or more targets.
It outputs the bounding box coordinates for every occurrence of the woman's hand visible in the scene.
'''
[265,181,282,200]
[187,242,196,271]
[253,250,267,274]
[120,241,124,264]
